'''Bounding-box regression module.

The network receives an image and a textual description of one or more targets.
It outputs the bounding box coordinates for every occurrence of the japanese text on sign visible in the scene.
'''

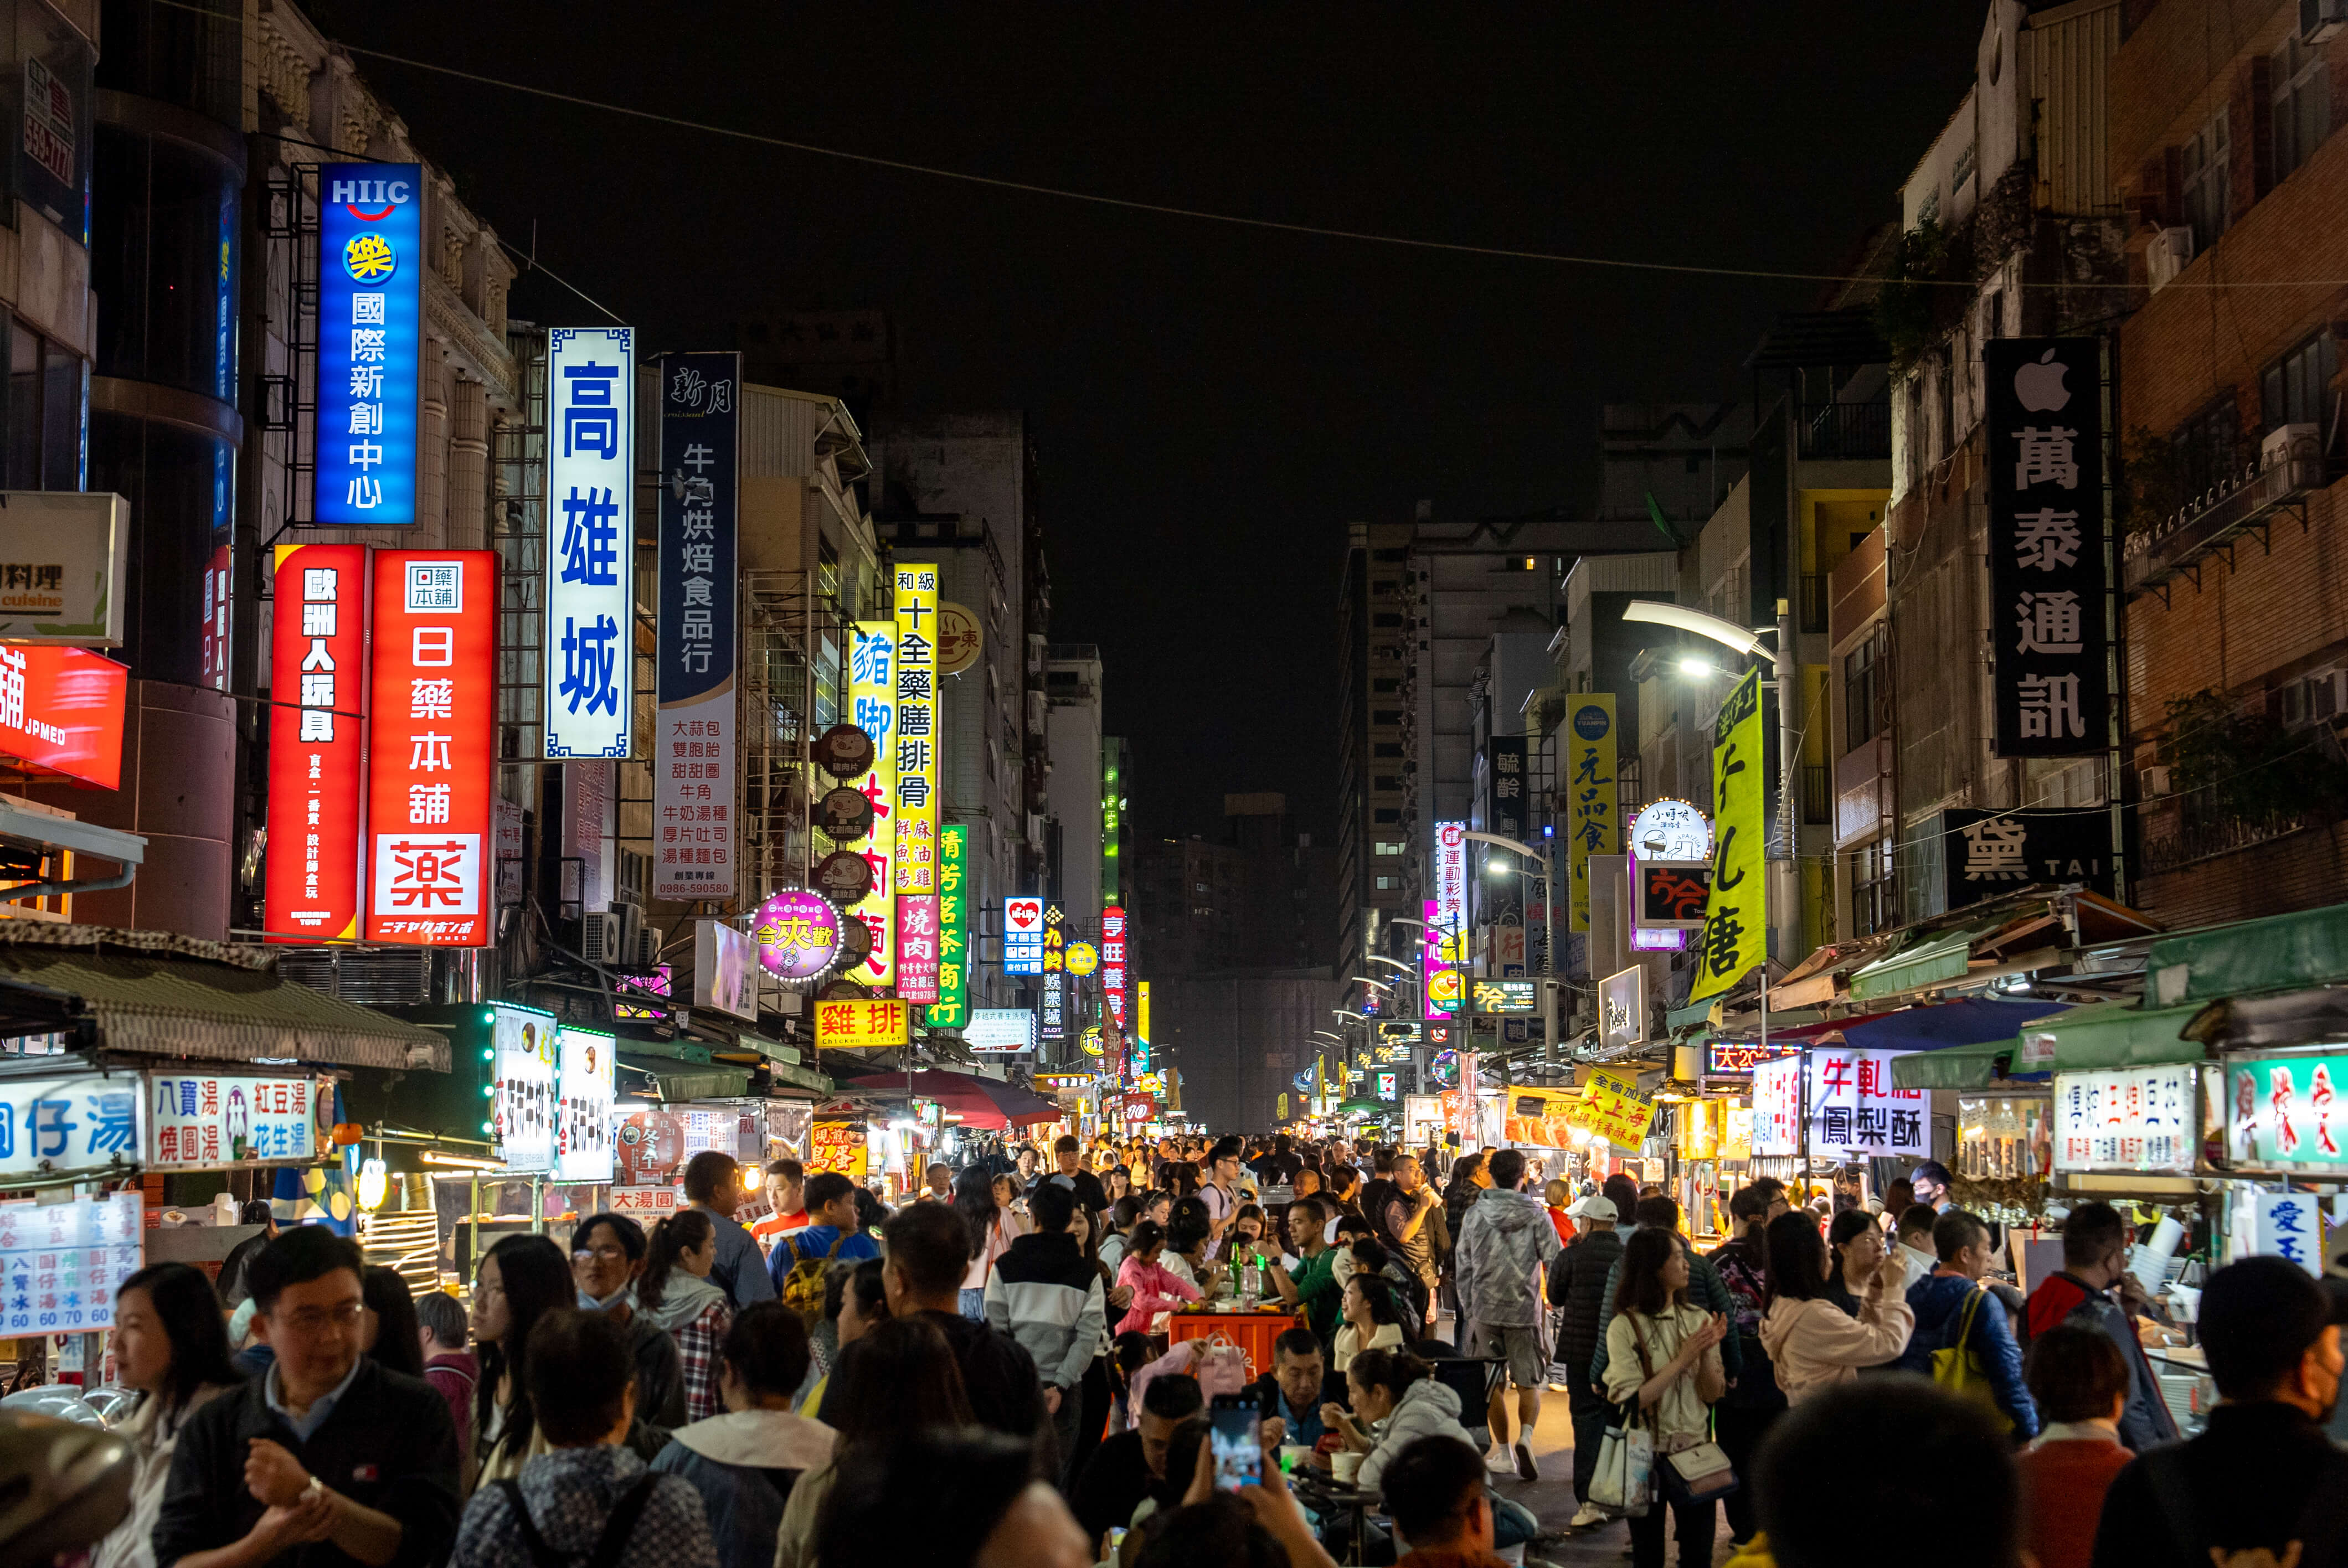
[545,328,635,759]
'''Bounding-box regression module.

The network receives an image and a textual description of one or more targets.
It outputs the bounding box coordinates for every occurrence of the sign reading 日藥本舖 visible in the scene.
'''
[316,164,422,526]
[545,328,635,760]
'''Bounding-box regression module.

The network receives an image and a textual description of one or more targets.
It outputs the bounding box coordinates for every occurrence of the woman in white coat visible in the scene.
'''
[91,1263,243,1568]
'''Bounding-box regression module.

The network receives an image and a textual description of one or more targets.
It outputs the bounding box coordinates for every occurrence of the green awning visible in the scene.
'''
[1891,1036,2022,1090]
[1665,999,1719,1033]
[2145,902,2348,1007]
[1848,920,2001,1002]
[618,1054,750,1102]
[2020,997,2205,1071]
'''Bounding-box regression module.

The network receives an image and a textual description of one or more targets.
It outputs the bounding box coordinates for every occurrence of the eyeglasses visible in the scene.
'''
[573,1244,629,1263]
[276,1301,363,1334]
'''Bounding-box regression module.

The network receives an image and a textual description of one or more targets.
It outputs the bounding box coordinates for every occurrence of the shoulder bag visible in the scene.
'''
[1929,1288,2012,1434]
[1630,1311,1740,1507]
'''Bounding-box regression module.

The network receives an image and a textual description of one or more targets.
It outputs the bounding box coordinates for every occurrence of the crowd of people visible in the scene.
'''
[61,1135,2348,1568]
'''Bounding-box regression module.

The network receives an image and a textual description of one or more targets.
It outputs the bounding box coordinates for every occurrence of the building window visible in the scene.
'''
[1844,623,1888,749]
[1373,548,1407,562]
[2182,108,2231,252]
[1373,613,1404,628]
[1374,875,1401,890]
[2274,37,2331,187]
[1373,709,1403,725]
[1850,834,1896,938]
[1373,808,1400,824]
[1374,775,1402,791]
[2172,395,2241,503]
[2262,331,2338,433]
[1373,840,1405,857]
[1373,678,1400,694]
[1374,743,1403,758]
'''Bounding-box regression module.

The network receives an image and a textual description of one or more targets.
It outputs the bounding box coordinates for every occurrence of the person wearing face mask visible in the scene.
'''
[570,1211,689,1433]
[2089,1257,2348,1568]
[2020,1201,2177,1453]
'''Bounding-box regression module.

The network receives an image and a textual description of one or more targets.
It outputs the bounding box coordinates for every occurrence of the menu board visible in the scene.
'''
[555,1027,615,1183]
[492,1006,559,1173]
[2054,1066,2195,1174]
[147,1073,327,1168]
[1752,1057,1802,1157]
[809,1119,868,1180]
[0,1192,142,1334]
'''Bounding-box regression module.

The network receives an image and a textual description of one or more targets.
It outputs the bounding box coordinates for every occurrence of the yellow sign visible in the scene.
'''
[1082,1025,1103,1056]
[1565,695,1619,933]
[809,1118,868,1179]
[1691,668,1765,1002]
[1137,981,1151,1044]
[815,997,910,1050]
[845,621,897,987]
[1573,1067,1661,1150]
[893,568,939,896]
[1066,941,1099,976]
[1278,1091,1289,1121]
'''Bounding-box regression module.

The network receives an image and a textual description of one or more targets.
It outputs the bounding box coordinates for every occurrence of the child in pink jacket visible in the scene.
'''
[1115,1220,1201,1335]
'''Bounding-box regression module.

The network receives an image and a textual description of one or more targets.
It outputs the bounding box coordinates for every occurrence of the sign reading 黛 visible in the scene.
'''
[1565,697,1618,933]
[366,551,496,946]
[1985,338,2108,756]
[544,328,634,760]
[316,164,421,526]
[1940,806,2115,907]
[1691,669,1764,1001]
[656,352,740,901]
[266,544,366,942]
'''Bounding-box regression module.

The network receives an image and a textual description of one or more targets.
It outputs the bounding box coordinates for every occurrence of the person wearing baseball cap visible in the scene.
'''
[1544,1192,1622,1523]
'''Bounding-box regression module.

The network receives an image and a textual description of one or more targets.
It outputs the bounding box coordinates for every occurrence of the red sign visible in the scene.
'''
[1120,1093,1155,1123]
[365,551,496,946]
[1102,904,1129,1026]
[265,544,367,942]
[897,894,940,1001]
[0,644,127,790]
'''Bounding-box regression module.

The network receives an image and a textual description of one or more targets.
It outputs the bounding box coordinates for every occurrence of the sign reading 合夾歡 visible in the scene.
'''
[753,889,841,983]
[656,352,741,902]
[1691,669,1764,1002]
[544,328,635,760]
[365,551,497,947]
[842,622,897,987]
[1571,1068,1659,1151]
[316,165,422,527]
[965,1009,1039,1053]
[1565,696,1618,933]
[817,998,911,1050]
[2054,1065,2196,1175]
[266,543,365,942]
[1985,339,2108,757]
[0,492,127,645]
[146,1074,327,1168]
[930,823,971,1028]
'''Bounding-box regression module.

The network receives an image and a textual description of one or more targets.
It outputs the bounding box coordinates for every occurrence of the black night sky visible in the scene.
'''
[307,2,1985,844]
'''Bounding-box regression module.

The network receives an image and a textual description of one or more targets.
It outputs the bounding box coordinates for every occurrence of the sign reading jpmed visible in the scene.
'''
[316,164,423,525]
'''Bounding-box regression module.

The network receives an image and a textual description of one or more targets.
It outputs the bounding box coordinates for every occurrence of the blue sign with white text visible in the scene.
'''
[315,164,423,525]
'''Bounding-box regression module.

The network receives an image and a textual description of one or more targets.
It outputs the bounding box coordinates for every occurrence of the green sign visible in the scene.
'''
[2226,1050,2348,1172]
[929,824,971,1029]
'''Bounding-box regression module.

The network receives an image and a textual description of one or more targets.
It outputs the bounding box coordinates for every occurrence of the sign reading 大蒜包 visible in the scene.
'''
[315,164,422,525]
[544,328,635,760]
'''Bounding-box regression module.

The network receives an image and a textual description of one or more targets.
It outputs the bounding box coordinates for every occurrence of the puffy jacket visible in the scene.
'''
[1544,1226,1623,1376]
[1759,1290,1912,1406]
[1592,1242,1743,1383]
[1454,1188,1563,1328]
[985,1230,1107,1393]
[1899,1273,2039,1438]
[2022,1272,2177,1452]
[1360,1375,1477,1492]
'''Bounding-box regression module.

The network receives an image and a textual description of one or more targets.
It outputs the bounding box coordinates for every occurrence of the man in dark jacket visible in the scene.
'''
[1706,1185,1785,1548]
[1245,1328,1329,1448]
[1542,1193,1622,1521]
[2021,1200,2177,1452]
[1042,1133,1111,1217]
[684,1150,777,1311]
[155,1225,459,1568]
[985,1179,1106,1487]
[876,1198,1051,1463]
[1897,1208,2038,1440]
[2092,1256,2348,1568]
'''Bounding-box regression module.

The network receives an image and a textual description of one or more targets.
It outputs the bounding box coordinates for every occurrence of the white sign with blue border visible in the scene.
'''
[545,327,636,758]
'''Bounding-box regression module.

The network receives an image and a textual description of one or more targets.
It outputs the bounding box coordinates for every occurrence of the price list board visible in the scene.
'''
[1,1192,142,1334]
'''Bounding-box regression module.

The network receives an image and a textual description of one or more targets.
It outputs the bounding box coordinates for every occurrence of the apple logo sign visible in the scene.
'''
[2014,347,2071,412]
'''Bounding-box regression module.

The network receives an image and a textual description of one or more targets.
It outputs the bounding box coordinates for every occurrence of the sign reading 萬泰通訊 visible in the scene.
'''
[1691,669,1764,1001]
[1985,339,2108,757]
[545,328,635,760]
[1565,697,1617,933]
[316,165,423,526]
[656,352,742,902]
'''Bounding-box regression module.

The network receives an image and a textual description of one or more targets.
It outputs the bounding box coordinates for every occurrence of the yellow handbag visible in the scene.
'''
[1930,1287,2013,1433]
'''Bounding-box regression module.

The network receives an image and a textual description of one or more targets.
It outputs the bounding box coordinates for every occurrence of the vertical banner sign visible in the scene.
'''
[366,551,497,946]
[315,165,421,526]
[265,543,367,942]
[656,352,740,901]
[844,622,897,987]
[898,896,940,1002]
[1433,820,1468,960]
[1566,696,1618,933]
[1691,669,1765,1002]
[930,823,970,1028]
[893,565,939,894]
[544,328,634,760]
[1102,904,1130,1027]
[1985,339,2108,756]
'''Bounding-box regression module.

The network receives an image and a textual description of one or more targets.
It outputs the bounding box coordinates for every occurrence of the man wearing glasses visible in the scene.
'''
[156,1224,459,1568]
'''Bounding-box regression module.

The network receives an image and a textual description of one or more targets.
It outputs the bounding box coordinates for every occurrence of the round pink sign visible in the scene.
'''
[752,889,842,981]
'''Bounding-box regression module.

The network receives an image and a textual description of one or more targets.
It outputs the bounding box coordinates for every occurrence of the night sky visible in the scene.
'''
[308,2,1985,844]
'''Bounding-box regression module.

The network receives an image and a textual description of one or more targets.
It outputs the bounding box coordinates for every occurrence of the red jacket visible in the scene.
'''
[2017,1436,2133,1568]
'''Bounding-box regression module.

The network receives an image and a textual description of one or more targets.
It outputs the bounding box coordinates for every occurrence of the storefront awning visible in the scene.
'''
[1847,920,2005,1000]
[1892,1036,2026,1091]
[2145,901,2348,1007]
[617,1054,752,1102]
[0,924,447,1070]
[2017,996,2205,1071]
[1844,996,2069,1053]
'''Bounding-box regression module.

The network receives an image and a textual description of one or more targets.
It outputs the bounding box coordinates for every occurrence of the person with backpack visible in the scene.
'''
[418,1288,478,1462]
[986,1179,1107,1488]
[1895,1209,2038,1441]
[2020,1200,2178,1453]
[446,1308,717,1568]
[766,1172,879,1321]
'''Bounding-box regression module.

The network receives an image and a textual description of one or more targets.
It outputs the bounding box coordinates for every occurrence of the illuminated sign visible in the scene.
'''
[817,998,911,1050]
[1005,896,1044,974]
[842,622,896,987]
[544,327,634,760]
[899,895,941,1000]
[147,1073,327,1168]
[751,889,841,981]
[1065,941,1099,976]
[1628,799,1712,863]
[1598,966,1646,1050]
[1636,859,1711,931]
[1470,978,1537,1014]
[893,564,939,901]
[966,1009,1038,1053]
[693,921,756,1021]
[0,642,125,791]
[1373,1070,1399,1100]
[315,164,421,526]
[1102,904,1129,1026]
[1041,972,1065,1039]
[1433,820,1466,960]
[1705,1041,1798,1076]
[0,492,127,645]
[930,824,970,1028]
[265,543,365,940]
[1419,898,1456,1020]
[555,1025,616,1183]
[655,351,741,901]
[491,1005,559,1172]
[365,551,496,946]
[1565,697,1617,932]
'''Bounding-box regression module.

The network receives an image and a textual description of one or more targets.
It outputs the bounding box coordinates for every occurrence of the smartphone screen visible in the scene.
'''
[1208,1396,1261,1491]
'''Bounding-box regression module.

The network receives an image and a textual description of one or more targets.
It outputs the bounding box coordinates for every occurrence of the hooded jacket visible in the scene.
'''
[2021,1271,2177,1452]
[985,1229,1108,1393]
[1898,1272,2039,1438]
[1361,1375,1479,1492]
[641,1271,728,1336]
[1543,1225,1623,1376]
[651,1409,835,1568]
[1454,1188,1564,1328]
[1758,1290,1912,1406]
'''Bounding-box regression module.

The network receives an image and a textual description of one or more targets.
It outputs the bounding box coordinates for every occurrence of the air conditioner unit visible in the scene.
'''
[2141,765,2172,797]
[2303,0,2346,43]
[2147,227,2195,291]
[629,921,661,972]
[580,909,621,966]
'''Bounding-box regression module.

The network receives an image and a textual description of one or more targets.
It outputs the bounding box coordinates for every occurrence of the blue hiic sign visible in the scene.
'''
[315,164,423,526]
[545,327,636,759]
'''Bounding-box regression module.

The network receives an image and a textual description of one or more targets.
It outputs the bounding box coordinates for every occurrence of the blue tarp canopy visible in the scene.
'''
[1842,996,2072,1053]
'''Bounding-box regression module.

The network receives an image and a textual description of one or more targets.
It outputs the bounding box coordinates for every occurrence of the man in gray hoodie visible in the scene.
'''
[1452,1147,1562,1481]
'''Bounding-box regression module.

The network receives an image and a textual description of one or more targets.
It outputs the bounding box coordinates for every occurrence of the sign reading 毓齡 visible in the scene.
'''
[266,543,366,941]
[842,623,896,987]
[656,352,741,902]
[1565,697,1617,933]
[1691,669,1764,1002]
[545,328,634,760]
[0,492,126,645]
[365,551,496,947]
[817,998,910,1051]
[1940,806,2115,907]
[930,824,971,1029]
[316,165,422,526]
[1985,339,2108,757]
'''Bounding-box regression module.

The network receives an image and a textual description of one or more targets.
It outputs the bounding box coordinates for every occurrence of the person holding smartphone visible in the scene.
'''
[1602,1227,1731,1568]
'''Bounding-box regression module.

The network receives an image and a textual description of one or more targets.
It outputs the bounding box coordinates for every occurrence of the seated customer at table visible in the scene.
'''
[1244,1329,1328,1449]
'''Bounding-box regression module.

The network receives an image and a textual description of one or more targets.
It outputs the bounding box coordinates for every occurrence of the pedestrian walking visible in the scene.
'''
[952,1163,1023,1321]
[1705,1187,1784,1550]
[1543,1192,1623,1524]
[684,1151,777,1310]
[878,1199,1049,1451]
[468,1232,578,1485]
[89,1263,241,1568]
[985,1178,1107,1488]
[570,1211,689,1432]
[1757,1210,1911,1405]
[1896,1209,2038,1439]
[416,1288,478,1462]
[652,1302,835,1568]
[640,1209,733,1426]
[1452,1148,1562,1480]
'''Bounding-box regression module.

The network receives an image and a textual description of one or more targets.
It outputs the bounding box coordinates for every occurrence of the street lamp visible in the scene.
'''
[1350,976,1394,992]
[1365,955,1414,973]
[1621,600,1778,667]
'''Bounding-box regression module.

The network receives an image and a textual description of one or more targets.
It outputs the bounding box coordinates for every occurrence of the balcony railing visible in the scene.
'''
[1799,400,1892,461]
[2139,801,2316,876]
[2124,446,2328,602]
